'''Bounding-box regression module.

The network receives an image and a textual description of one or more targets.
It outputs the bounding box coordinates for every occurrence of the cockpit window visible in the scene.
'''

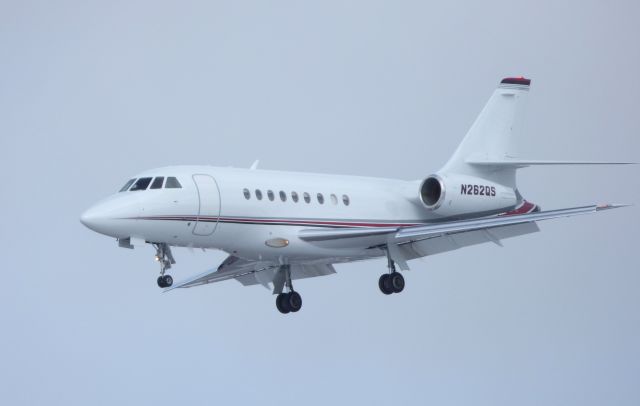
[165,177,182,189]
[119,179,136,192]
[150,177,164,189]
[130,177,152,191]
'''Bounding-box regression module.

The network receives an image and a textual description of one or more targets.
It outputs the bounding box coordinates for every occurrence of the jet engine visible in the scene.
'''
[418,173,518,217]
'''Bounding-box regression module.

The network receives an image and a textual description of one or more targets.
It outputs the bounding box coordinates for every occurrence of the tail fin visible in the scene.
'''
[439,77,633,188]
[440,77,531,187]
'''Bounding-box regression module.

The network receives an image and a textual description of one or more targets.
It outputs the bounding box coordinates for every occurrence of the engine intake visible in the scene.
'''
[420,175,445,209]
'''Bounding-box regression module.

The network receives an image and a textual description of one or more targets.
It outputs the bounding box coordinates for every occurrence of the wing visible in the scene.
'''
[300,204,629,266]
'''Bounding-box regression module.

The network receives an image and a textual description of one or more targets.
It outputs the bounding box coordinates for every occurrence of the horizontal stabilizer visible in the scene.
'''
[467,158,636,168]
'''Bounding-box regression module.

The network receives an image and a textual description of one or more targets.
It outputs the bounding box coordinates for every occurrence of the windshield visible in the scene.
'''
[130,177,153,191]
[119,179,136,192]
[119,176,181,192]
[150,177,164,189]
[165,177,182,188]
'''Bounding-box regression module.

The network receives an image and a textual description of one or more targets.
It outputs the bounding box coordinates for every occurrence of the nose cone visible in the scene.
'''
[80,205,109,233]
[80,195,140,238]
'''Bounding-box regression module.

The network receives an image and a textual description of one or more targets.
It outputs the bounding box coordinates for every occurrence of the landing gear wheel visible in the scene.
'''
[379,274,394,295]
[157,275,173,288]
[288,291,302,312]
[390,272,405,293]
[162,274,173,287]
[274,265,304,314]
[276,293,291,314]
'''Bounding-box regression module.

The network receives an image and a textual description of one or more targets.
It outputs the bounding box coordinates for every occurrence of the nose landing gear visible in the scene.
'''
[157,274,173,288]
[153,243,175,288]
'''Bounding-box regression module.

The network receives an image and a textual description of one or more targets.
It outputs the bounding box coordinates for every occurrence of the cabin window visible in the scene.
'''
[165,177,182,188]
[279,191,287,202]
[130,177,152,191]
[243,188,251,200]
[317,193,324,204]
[150,177,164,189]
[267,190,275,201]
[303,192,311,203]
[330,194,338,205]
[255,189,263,200]
[119,179,136,192]
[291,191,299,203]
[342,194,350,206]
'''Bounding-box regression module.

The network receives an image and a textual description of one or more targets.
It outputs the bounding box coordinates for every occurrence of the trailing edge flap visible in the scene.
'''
[165,256,338,291]
[237,263,337,288]
[164,256,275,291]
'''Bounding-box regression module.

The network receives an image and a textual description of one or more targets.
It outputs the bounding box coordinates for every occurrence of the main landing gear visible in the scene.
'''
[276,291,302,314]
[379,249,405,295]
[275,265,302,314]
[153,243,176,288]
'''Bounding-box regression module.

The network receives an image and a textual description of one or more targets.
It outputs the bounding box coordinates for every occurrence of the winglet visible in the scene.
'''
[250,160,260,170]
[596,203,632,211]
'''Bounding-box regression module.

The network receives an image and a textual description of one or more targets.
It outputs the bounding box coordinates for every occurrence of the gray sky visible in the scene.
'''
[1,1,639,405]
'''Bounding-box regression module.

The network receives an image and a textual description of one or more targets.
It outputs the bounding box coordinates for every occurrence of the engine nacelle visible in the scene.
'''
[419,173,518,217]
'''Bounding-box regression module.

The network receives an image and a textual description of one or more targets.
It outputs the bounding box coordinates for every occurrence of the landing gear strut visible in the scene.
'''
[379,248,405,295]
[153,243,175,288]
[275,265,302,314]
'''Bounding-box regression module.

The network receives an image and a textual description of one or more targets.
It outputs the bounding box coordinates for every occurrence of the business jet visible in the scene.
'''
[81,77,632,314]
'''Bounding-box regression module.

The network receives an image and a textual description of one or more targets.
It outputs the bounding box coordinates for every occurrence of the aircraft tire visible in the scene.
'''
[162,274,173,287]
[276,293,291,314]
[157,276,166,288]
[378,274,393,295]
[288,291,302,312]
[390,272,405,293]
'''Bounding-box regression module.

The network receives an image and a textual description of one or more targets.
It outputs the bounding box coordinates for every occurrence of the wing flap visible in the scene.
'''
[233,263,337,287]
[166,256,339,291]
[165,256,275,291]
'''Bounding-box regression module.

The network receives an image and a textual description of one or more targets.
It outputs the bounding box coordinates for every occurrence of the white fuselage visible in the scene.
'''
[82,165,500,264]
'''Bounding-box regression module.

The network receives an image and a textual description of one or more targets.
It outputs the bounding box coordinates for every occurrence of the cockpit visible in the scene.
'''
[118,176,183,192]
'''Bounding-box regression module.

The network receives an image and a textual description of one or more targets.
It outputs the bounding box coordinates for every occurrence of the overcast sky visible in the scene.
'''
[1,1,639,405]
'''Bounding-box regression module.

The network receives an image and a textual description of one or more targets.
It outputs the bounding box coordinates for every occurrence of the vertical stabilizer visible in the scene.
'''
[440,77,531,187]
